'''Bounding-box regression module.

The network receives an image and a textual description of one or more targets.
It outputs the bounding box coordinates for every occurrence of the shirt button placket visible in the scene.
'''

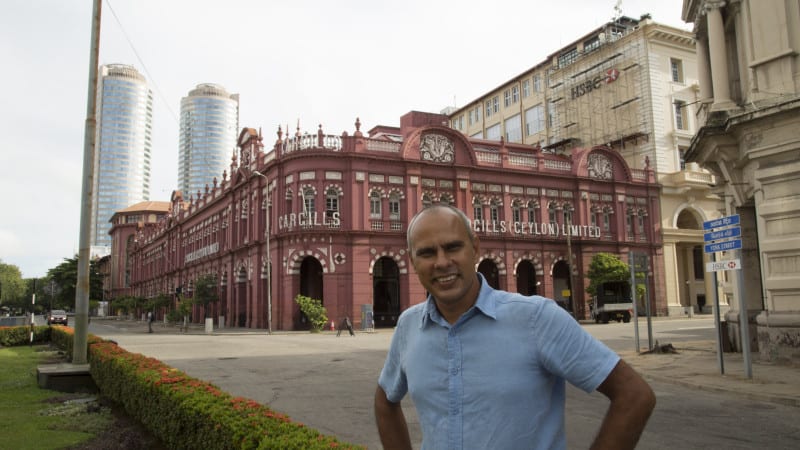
[447,328,463,450]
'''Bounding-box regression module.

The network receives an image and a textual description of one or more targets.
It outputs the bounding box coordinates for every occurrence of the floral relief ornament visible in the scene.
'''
[420,134,455,163]
[587,153,613,180]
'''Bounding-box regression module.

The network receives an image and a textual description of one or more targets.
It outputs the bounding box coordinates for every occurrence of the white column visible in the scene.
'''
[705,1,734,109]
[695,37,713,102]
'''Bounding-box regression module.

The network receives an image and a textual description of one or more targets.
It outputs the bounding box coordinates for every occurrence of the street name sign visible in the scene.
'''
[703,227,741,242]
[706,259,741,272]
[704,239,742,253]
[703,214,740,230]
[703,214,742,253]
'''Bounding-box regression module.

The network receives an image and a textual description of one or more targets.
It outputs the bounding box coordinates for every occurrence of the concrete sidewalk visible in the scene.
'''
[619,340,800,408]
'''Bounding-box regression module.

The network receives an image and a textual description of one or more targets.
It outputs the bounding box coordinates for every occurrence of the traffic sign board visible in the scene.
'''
[704,226,741,243]
[703,214,740,230]
[704,239,742,253]
[706,259,741,272]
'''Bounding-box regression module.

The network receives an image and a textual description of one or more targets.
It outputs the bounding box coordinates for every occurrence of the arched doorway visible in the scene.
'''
[552,260,571,312]
[373,257,400,328]
[516,260,538,296]
[478,259,500,289]
[235,267,247,327]
[297,257,324,329]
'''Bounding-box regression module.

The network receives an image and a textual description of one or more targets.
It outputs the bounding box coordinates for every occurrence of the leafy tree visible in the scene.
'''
[192,274,218,318]
[46,255,104,310]
[0,261,26,314]
[294,295,328,332]
[145,293,171,315]
[586,253,630,297]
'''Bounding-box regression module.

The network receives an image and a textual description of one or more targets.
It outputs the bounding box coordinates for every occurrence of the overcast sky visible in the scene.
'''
[0,0,691,279]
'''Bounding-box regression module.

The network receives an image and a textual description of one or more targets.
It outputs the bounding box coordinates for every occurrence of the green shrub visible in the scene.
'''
[294,295,328,332]
[4,325,363,449]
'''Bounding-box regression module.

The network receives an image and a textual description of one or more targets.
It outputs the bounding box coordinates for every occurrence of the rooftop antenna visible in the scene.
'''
[613,0,623,22]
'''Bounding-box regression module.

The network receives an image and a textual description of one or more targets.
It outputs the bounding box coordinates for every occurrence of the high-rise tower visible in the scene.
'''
[178,83,239,198]
[92,64,153,253]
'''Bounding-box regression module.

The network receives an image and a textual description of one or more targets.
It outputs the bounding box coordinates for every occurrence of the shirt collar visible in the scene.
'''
[419,273,497,328]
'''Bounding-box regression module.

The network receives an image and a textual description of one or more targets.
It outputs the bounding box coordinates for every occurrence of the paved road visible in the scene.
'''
[89,318,799,450]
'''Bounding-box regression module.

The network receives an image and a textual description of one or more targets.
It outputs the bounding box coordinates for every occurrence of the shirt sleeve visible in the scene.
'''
[378,312,410,403]
[532,300,620,392]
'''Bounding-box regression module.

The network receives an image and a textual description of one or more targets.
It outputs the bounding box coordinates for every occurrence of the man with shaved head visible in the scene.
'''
[375,205,655,449]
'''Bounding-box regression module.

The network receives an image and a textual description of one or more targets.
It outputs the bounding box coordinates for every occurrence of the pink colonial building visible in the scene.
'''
[115,111,664,330]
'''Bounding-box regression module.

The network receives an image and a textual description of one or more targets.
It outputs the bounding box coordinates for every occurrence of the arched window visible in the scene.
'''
[388,192,400,220]
[370,191,382,219]
[603,207,612,233]
[562,203,574,225]
[527,200,538,223]
[489,199,500,223]
[422,194,432,208]
[325,188,339,219]
[439,193,453,206]
[512,200,521,223]
[473,197,483,222]
[303,188,315,215]
[548,202,558,224]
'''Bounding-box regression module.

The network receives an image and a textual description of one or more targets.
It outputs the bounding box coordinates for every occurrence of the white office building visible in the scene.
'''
[178,83,239,198]
[92,64,153,251]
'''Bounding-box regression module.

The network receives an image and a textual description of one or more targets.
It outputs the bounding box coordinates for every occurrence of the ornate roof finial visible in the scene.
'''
[354,117,363,137]
[296,119,301,137]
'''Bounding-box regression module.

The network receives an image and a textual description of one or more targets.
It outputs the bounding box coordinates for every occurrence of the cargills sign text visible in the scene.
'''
[279,212,341,230]
[472,219,601,238]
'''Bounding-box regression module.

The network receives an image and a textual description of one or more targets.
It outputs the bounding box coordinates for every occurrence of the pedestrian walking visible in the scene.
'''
[147,311,154,333]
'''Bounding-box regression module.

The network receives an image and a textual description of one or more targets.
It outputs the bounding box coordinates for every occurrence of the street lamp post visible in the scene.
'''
[253,171,272,334]
[565,209,577,320]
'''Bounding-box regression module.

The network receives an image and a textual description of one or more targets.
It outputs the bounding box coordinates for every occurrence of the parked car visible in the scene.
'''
[47,310,68,326]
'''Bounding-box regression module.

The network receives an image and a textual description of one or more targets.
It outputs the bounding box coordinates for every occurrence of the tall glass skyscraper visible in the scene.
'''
[92,64,153,253]
[179,83,239,198]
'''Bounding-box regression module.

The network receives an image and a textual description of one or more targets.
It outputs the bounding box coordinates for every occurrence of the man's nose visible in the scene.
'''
[433,249,450,267]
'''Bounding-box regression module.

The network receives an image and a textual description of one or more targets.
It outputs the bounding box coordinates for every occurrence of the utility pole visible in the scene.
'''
[74,0,102,365]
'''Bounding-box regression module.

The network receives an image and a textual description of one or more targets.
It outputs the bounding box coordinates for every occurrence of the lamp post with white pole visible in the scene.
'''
[253,171,272,334]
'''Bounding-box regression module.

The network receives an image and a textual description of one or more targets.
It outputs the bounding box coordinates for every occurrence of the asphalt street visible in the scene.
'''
[88,318,800,450]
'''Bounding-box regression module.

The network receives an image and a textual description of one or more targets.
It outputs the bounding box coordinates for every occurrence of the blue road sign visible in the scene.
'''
[704,226,741,243]
[704,239,742,254]
[703,214,740,231]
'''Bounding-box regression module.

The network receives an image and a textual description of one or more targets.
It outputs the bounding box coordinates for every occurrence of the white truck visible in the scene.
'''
[590,281,633,324]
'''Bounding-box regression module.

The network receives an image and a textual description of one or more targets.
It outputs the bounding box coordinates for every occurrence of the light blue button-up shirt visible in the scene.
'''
[379,275,619,449]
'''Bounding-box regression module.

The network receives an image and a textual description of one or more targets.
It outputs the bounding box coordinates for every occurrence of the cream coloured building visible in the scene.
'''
[683,0,800,364]
[448,16,725,317]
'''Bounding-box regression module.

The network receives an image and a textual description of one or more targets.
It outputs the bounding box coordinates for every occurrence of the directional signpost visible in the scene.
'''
[702,214,751,378]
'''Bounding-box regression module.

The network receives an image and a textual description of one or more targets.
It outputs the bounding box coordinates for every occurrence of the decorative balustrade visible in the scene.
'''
[508,153,537,168]
[542,159,572,171]
[282,134,342,153]
[631,169,648,181]
[475,151,501,164]
[366,139,401,153]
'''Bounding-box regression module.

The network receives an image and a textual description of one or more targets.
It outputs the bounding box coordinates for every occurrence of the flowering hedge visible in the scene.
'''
[39,326,365,450]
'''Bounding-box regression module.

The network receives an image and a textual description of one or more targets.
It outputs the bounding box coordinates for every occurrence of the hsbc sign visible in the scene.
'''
[570,68,619,100]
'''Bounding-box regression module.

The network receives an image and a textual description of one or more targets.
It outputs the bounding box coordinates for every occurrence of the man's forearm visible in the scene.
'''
[375,385,412,450]
[592,360,656,449]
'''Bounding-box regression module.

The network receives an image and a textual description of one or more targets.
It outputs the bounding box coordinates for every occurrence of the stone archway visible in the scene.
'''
[296,257,324,329]
[478,259,500,289]
[373,257,400,328]
[516,260,538,296]
[552,260,571,311]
